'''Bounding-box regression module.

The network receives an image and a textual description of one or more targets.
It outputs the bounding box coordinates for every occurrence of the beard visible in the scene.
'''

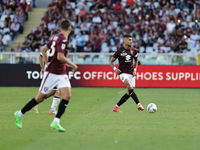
[127,44,131,47]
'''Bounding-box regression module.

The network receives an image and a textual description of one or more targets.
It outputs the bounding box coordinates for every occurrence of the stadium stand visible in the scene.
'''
[0,0,34,52]
[2,0,200,54]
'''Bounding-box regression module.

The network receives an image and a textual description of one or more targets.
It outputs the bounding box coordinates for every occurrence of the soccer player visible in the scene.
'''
[110,34,144,113]
[14,19,77,132]
[33,30,61,115]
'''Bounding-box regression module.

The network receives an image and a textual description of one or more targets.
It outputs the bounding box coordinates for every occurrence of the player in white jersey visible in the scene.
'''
[14,19,77,132]
[33,30,61,115]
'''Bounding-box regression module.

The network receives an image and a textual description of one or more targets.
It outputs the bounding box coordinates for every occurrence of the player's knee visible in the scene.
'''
[44,95,49,99]
[35,97,45,103]
[63,94,71,101]
[128,88,134,95]
[126,91,130,96]
[126,84,132,90]
[40,99,45,102]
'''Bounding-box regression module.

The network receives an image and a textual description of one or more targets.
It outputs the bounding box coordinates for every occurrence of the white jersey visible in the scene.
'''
[40,50,51,70]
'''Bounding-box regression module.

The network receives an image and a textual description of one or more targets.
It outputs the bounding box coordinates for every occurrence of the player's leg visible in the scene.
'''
[55,87,71,120]
[14,92,47,129]
[14,72,56,129]
[27,98,39,113]
[49,90,61,115]
[32,79,57,113]
[50,74,71,132]
[33,90,56,113]
[113,74,130,113]
[33,104,39,113]
[113,92,130,113]
[50,87,71,132]
[125,75,144,111]
[45,90,56,99]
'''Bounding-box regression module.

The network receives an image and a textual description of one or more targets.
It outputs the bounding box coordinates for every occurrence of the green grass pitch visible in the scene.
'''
[0,87,200,150]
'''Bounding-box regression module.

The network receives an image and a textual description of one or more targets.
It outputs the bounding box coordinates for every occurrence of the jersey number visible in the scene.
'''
[48,41,56,57]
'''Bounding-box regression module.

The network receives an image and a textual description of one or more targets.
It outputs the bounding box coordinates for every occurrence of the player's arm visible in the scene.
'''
[39,55,45,74]
[41,45,49,65]
[110,57,121,74]
[66,64,72,67]
[133,57,138,77]
[57,52,78,72]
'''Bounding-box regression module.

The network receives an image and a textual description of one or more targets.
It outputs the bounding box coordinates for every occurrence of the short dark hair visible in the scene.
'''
[59,19,71,31]
[52,30,60,35]
[123,34,132,39]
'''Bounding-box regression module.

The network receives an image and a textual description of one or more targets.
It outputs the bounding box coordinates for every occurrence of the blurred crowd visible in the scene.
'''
[2,0,200,54]
[0,0,35,51]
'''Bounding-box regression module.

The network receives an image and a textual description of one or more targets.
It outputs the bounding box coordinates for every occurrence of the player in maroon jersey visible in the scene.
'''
[33,30,61,115]
[110,34,144,113]
[14,19,77,132]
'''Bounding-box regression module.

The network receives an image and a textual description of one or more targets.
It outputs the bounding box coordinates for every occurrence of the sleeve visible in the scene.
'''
[133,48,138,59]
[46,40,52,49]
[134,52,138,59]
[113,49,120,59]
[134,51,138,60]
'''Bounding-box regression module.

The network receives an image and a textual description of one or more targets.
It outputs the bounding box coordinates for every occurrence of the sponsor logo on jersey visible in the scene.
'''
[63,40,67,42]
[130,50,133,54]
[121,53,127,56]
[61,44,66,50]
[53,36,58,40]
[125,54,131,62]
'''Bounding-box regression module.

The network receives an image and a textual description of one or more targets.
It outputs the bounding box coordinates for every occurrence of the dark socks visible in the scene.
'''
[117,93,130,107]
[55,99,69,119]
[128,89,140,105]
[21,98,38,114]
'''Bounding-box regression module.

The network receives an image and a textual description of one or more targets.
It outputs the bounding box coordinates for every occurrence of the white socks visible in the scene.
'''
[51,95,60,111]
[53,117,60,123]
[18,110,23,117]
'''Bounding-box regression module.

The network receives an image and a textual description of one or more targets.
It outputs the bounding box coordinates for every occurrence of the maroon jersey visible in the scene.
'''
[40,40,54,63]
[113,46,138,75]
[46,33,68,75]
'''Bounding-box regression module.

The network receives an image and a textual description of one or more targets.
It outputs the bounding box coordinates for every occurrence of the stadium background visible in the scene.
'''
[0,1,200,150]
[0,0,200,87]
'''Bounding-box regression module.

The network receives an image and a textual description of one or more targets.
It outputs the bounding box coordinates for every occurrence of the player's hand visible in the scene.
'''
[115,69,121,74]
[72,64,78,72]
[133,70,136,77]
[41,68,44,75]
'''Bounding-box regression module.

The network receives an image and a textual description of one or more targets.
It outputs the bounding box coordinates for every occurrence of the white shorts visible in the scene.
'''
[52,86,58,91]
[39,72,71,95]
[119,73,136,87]
[42,71,58,91]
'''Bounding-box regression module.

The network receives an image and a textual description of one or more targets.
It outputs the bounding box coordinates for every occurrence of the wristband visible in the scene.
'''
[113,66,117,71]
[134,68,137,71]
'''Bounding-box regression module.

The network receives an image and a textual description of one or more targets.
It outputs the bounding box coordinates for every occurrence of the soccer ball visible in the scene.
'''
[147,103,157,113]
